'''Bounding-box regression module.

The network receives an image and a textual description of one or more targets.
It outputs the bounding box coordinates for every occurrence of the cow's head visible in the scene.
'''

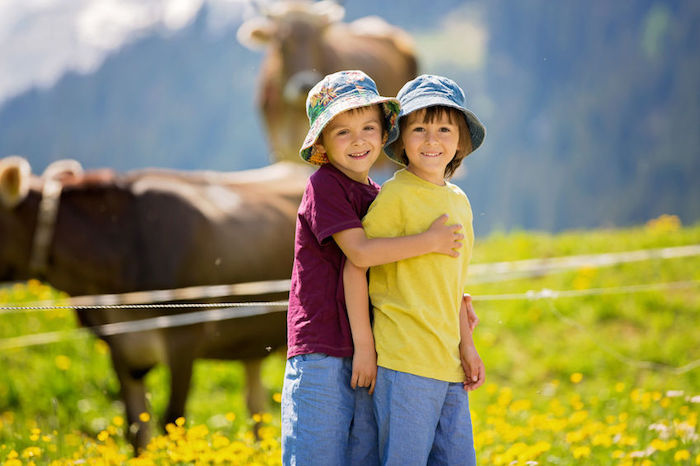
[0,156,36,282]
[238,0,345,105]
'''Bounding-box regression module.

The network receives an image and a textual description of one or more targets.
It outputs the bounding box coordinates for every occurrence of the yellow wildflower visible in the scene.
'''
[572,445,591,459]
[54,355,71,371]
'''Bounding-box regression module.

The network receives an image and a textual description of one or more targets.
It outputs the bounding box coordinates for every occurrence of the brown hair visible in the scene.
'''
[389,105,473,179]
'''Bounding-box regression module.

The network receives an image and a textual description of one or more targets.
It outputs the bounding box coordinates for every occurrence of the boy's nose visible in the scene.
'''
[426,131,439,144]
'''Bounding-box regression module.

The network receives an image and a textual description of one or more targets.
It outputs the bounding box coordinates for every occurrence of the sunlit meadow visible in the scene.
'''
[1,216,698,465]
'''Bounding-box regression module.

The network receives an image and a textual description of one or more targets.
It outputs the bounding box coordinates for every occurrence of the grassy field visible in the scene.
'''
[1,215,698,465]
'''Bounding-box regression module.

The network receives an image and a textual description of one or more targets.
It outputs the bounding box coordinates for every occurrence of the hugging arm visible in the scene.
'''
[332,214,463,268]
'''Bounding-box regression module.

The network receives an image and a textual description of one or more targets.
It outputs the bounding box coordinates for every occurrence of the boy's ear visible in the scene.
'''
[313,141,327,157]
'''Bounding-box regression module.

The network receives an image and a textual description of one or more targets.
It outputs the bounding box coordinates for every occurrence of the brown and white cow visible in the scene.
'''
[0,155,312,451]
[238,0,418,164]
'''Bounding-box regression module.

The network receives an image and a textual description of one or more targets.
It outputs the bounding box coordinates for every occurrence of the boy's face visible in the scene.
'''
[314,105,384,184]
[402,109,459,186]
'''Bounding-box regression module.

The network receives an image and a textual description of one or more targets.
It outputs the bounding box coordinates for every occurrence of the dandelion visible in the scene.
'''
[509,399,532,414]
[138,412,150,423]
[54,355,71,371]
[21,446,42,458]
[674,450,690,461]
[95,339,110,355]
[572,446,590,459]
[272,393,282,403]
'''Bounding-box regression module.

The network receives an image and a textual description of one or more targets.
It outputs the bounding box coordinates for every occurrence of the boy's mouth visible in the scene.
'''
[421,151,442,158]
[348,150,370,159]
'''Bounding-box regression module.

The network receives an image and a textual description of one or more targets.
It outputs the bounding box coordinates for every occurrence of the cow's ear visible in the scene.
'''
[313,1,345,24]
[237,17,275,49]
[0,156,31,209]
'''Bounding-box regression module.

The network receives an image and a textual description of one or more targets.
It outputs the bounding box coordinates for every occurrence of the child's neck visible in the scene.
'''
[329,162,371,185]
[406,166,446,186]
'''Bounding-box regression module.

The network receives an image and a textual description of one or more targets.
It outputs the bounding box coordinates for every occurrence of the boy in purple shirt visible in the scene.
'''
[282,70,466,465]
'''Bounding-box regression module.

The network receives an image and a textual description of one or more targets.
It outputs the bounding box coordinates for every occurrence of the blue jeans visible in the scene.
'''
[373,367,476,466]
[281,353,379,466]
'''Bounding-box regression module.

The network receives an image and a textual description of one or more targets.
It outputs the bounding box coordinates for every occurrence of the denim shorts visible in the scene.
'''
[373,366,476,466]
[281,353,379,466]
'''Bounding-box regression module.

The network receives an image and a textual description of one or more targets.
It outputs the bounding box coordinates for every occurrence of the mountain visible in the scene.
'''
[0,1,698,234]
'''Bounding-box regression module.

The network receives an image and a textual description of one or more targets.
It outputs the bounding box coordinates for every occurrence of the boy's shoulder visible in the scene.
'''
[306,164,343,196]
[445,180,467,197]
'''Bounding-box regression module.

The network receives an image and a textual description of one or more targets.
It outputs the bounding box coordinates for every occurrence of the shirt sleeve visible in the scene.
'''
[304,172,363,244]
[362,182,404,239]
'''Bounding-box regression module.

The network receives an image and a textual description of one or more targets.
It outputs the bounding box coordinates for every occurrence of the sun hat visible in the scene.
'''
[384,74,486,164]
[299,70,400,165]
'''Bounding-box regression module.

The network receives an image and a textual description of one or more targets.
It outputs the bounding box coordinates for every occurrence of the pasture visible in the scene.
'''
[1,216,698,465]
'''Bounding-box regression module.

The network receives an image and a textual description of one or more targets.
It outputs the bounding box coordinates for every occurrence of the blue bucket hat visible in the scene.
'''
[299,70,400,165]
[384,74,486,164]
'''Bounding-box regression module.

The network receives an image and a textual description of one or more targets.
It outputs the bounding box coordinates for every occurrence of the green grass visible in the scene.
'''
[0,217,698,464]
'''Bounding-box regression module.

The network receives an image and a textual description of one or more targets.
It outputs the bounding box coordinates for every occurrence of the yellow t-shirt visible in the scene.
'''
[363,169,474,382]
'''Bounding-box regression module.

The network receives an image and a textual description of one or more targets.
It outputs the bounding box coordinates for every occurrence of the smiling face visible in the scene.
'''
[313,105,385,184]
[401,108,462,185]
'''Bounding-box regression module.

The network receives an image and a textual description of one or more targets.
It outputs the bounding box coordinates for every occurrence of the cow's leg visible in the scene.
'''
[244,358,267,437]
[163,354,195,428]
[110,354,152,453]
[244,358,266,416]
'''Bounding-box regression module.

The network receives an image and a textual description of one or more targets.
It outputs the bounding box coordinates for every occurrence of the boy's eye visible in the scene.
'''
[336,129,349,136]
[364,125,378,131]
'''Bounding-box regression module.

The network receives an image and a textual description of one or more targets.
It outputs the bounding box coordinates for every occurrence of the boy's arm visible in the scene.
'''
[459,298,485,392]
[463,293,479,332]
[344,260,376,394]
[333,214,463,268]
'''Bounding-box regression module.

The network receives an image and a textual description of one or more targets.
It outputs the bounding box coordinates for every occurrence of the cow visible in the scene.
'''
[0,155,313,451]
[238,0,418,165]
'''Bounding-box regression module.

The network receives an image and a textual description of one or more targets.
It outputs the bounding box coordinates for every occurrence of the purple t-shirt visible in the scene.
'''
[287,163,380,359]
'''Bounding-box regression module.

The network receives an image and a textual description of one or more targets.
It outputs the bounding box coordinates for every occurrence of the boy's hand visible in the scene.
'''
[351,345,377,394]
[463,294,479,332]
[427,214,463,257]
[460,340,485,392]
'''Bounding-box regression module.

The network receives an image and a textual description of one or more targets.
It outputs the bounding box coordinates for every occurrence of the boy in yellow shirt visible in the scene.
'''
[345,74,486,465]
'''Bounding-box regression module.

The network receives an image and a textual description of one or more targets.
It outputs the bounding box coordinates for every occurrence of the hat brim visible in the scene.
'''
[384,95,486,165]
[300,97,400,165]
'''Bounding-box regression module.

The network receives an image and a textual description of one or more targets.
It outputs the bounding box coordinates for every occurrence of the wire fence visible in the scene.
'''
[1,245,698,373]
